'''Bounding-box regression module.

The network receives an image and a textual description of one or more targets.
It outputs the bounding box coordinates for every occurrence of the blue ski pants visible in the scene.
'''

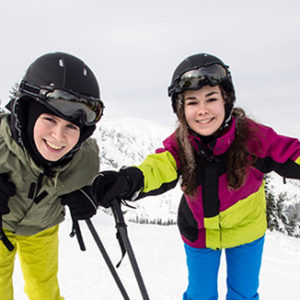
[0,225,64,300]
[183,236,265,300]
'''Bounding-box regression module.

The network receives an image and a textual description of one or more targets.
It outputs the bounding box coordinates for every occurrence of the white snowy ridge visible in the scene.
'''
[94,118,300,228]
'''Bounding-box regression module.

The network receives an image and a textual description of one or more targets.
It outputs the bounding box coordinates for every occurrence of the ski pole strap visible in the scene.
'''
[115,222,127,268]
[0,216,14,251]
[111,199,128,268]
[69,211,86,251]
[111,200,150,300]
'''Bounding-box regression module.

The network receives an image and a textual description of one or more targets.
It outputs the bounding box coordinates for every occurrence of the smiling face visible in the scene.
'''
[183,85,225,136]
[33,113,80,161]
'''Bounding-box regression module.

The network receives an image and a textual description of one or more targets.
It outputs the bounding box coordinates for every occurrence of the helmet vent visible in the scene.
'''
[83,68,87,76]
[58,58,64,67]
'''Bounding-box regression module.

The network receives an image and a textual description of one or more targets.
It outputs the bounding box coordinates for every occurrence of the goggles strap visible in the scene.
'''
[19,81,41,98]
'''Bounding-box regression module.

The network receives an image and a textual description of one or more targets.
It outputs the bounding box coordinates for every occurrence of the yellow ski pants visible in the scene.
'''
[0,225,64,300]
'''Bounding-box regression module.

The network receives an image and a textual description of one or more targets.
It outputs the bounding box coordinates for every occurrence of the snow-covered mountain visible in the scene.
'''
[93,118,181,224]
[93,118,300,224]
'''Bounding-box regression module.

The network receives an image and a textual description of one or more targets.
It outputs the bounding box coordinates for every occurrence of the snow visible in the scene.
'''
[12,210,300,299]
[11,117,300,299]
[269,172,300,205]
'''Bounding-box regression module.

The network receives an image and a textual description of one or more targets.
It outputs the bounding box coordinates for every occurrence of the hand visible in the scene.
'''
[61,186,98,220]
[0,174,16,215]
[91,170,119,207]
[92,167,144,208]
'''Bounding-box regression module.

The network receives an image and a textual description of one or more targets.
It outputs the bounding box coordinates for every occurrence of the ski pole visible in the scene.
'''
[111,199,150,300]
[69,211,86,251]
[85,219,130,300]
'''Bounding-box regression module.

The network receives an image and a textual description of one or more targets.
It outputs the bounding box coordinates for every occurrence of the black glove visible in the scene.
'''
[0,174,16,215]
[61,186,98,220]
[92,167,144,208]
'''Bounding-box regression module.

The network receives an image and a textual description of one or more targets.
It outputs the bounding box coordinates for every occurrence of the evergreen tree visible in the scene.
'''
[265,175,278,231]
[276,192,288,234]
[284,208,300,237]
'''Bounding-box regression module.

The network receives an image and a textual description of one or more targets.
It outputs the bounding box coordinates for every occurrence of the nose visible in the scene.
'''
[197,102,209,115]
[51,125,66,141]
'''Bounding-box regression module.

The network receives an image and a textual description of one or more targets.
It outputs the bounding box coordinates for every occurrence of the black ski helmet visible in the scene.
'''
[22,52,100,99]
[168,53,235,124]
[6,52,102,159]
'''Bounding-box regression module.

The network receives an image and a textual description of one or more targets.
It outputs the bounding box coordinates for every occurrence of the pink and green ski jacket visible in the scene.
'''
[137,117,300,249]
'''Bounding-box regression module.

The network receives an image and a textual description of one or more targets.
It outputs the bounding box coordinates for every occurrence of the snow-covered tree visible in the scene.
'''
[265,175,279,231]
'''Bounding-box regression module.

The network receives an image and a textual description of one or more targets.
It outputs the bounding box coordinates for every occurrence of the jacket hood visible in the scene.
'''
[5,96,96,167]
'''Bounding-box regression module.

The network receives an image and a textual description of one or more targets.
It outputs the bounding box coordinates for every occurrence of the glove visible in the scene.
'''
[0,174,16,215]
[61,186,98,220]
[92,167,144,208]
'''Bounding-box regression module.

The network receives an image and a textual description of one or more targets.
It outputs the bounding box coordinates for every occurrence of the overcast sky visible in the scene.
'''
[0,0,299,137]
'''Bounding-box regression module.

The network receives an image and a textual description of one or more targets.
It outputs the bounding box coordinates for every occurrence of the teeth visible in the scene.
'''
[198,119,211,124]
[46,140,63,150]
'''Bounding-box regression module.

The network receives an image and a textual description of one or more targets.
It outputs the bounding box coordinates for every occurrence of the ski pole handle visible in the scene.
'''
[111,199,125,225]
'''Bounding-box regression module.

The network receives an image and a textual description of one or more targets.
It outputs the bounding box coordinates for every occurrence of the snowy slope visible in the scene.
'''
[12,117,300,299]
[13,211,300,299]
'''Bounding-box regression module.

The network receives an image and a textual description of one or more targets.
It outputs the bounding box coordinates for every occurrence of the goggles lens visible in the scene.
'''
[19,81,104,125]
[44,90,103,125]
[175,63,229,92]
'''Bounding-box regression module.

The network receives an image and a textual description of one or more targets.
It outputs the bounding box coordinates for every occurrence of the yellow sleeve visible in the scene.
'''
[137,151,178,194]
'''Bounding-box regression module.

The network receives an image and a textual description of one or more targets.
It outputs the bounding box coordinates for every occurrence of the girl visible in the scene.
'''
[92,53,300,300]
[0,52,103,300]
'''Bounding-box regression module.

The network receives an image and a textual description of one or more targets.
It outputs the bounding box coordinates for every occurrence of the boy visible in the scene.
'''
[0,52,103,300]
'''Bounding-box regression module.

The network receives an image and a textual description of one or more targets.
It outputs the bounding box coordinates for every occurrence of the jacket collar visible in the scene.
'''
[189,116,236,156]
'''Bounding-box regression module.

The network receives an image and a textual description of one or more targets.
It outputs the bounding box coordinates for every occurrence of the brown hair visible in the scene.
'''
[175,91,258,196]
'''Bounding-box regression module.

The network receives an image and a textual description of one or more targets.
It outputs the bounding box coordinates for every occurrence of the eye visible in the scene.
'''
[185,99,198,106]
[44,116,56,123]
[207,97,218,103]
[66,123,80,131]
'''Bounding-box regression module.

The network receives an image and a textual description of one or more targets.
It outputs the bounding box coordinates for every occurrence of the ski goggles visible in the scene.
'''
[19,81,104,125]
[168,63,230,96]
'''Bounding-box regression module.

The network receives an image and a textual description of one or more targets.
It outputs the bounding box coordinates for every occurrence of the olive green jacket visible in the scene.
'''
[0,114,100,235]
